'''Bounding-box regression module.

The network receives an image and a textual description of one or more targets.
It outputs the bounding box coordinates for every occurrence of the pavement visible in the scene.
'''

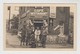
[6,33,73,48]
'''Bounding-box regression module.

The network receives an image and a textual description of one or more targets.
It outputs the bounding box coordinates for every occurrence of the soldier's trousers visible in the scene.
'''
[41,35,47,48]
[26,34,31,45]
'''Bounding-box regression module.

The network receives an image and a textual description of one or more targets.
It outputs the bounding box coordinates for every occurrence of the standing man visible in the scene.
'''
[30,32,36,48]
[35,27,41,47]
[26,25,32,46]
[20,25,26,46]
[41,26,48,48]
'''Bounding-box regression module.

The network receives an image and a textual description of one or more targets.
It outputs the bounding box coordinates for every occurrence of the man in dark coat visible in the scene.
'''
[41,27,48,48]
[20,25,26,46]
[26,26,32,46]
[30,32,36,48]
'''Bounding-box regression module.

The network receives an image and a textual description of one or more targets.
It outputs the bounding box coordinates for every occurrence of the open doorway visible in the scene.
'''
[34,23,43,30]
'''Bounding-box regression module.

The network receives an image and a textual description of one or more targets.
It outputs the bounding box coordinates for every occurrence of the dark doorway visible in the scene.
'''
[34,23,43,29]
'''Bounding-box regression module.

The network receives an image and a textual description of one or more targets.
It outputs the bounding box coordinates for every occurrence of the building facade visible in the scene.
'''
[19,6,51,32]
[18,6,71,35]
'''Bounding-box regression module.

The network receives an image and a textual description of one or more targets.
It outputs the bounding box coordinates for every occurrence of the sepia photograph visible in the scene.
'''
[3,3,76,50]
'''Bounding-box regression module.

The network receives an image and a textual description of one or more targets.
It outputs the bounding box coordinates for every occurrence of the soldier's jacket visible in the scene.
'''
[21,28,26,36]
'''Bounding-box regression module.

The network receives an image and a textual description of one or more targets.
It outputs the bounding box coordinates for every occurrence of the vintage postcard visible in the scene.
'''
[3,3,76,51]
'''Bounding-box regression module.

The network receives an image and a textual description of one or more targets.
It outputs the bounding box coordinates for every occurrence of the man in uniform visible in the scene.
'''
[20,25,26,46]
[41,26,48,48]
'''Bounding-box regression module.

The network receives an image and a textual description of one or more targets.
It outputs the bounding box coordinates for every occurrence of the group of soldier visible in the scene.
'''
[18,24,48,48]
[18,20,70,48]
